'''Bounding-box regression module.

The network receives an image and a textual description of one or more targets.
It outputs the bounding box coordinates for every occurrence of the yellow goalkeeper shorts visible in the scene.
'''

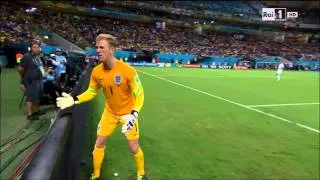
[97,110,140,140]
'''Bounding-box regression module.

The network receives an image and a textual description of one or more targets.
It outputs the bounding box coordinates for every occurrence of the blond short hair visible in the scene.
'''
[96,34,118,49]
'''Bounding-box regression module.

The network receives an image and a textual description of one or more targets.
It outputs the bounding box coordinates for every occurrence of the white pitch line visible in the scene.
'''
[247,103,320,108]
[158,75,297,79]
[138,70,320,134]
[159,75,226,78]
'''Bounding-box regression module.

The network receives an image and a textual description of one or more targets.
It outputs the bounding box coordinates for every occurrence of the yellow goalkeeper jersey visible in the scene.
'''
[77,60,144,115]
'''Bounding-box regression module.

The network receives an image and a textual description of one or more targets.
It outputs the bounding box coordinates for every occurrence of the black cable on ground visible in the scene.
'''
[1,105,56,147]
[7,138,44,180]
[0,135,19,147]
[0,119,46,155]
[0,109,56,175]
[1,110,53,148]
[0,121,30,146]
[0,136,44,174]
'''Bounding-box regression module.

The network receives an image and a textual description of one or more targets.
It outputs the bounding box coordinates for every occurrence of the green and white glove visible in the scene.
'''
[121,110,138,133]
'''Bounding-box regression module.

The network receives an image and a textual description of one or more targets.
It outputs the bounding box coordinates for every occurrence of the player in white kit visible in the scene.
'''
[276,62,284,81]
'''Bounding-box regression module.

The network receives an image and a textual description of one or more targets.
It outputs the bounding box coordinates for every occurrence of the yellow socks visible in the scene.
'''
[134,148,145,176]
[92,146,144,177]
[92,146,105,177]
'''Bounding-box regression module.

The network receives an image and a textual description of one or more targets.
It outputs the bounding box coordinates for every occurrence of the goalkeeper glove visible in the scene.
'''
[121,110,138,134]
[56,92,78,110]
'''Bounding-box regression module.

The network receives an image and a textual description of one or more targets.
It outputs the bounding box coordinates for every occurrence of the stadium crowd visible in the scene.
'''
[56,15,320,61]
[1,2,319,62]
[1,4,39,45]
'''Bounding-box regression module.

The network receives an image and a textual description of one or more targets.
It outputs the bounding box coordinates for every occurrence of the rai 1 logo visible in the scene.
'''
[262,8,298,21]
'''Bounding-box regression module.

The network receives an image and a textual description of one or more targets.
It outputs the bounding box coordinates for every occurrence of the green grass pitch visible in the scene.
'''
[80,67,319,180]
[1,69,51,178]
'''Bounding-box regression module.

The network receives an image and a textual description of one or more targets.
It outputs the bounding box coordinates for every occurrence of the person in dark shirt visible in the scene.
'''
[18,41,47,120]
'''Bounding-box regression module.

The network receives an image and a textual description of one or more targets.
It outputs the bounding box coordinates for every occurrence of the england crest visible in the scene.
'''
[114,75,122,85]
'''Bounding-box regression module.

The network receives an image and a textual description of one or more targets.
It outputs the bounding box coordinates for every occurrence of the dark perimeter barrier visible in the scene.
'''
[21,61,96,180]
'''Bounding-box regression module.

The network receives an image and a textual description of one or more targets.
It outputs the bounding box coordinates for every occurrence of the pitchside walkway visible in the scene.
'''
[0,68,54,179]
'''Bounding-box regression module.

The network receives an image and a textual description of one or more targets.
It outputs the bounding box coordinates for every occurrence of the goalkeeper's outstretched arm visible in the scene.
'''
[75,86,99,104]
[56,73,99,109]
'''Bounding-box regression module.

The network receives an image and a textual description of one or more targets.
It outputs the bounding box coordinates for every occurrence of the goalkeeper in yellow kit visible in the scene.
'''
[56,34,147,180]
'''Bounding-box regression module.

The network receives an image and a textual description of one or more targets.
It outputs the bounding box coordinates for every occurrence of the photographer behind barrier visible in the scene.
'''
[18,40,51,120]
